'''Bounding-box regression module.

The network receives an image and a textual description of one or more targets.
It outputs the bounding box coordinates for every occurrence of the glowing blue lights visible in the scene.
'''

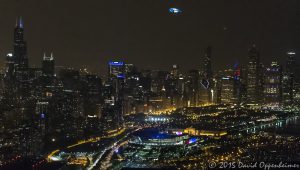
[188,137,197,144]
[41,113,45,119]
[109,61,124,66]
[19,18,23,28]
[117,74,125,79]
[169,8,182,14]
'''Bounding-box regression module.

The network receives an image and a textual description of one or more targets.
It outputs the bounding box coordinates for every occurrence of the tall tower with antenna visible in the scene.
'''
[14,17,28,69]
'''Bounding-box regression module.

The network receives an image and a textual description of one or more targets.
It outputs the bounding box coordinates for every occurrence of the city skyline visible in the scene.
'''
[1,1,300,170]
[0,0,299,73]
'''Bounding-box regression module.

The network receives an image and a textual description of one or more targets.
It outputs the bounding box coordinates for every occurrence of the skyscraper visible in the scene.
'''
[233,62,241,104]
[108,61,125,80]
[4,53,15,84]
[4,17,29,87]
[246,44,262,105]
[203,47,213,85]
[11,17,30,96]
[217,68,235,104]
[42,53,55,77]
[199,46,213,104]
[186,69,199,106]
[220,76,234,104]
[283,52,296,108]
[14,17,28,69]
[264,62,282,107]
[102,61,126,131]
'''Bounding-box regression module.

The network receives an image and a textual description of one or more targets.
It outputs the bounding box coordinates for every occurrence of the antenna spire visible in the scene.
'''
[50,52,54,60]
[15,17,18,27]
[19,16,23,28]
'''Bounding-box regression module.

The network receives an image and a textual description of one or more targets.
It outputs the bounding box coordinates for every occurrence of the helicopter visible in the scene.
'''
[168,0,183,14]
[169,7,182,14]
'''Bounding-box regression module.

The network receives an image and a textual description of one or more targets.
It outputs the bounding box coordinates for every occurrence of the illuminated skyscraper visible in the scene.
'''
[4,53,15,84]
[220,76,234,104]
[186,69,199,106]
[203,47,213,85]
[14,17,28,69]
[246,44,263,105]
[42,53,55,77]
[108,61,125,80]
[264,62,282,107]
[238,66,248,105]
[32,101,49,155]
[283,52,296,107]
[10,17,31,96]
[102,61,126,131]
[108,61,125,96]
[170,64,179,79]
[4,17,29,87]
[200,46,213,104]
[233,63,241,104]
[218,69,235,104]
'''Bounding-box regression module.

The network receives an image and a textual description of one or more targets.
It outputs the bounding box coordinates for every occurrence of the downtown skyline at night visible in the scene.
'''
[0,0,300,73]
[0,1,300,170]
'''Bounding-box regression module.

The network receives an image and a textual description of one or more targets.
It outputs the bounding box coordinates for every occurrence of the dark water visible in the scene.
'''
[266,116,300,136]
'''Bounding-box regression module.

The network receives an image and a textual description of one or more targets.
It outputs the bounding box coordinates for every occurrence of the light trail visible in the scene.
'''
[86,149,107,170]
[100,140,129,170]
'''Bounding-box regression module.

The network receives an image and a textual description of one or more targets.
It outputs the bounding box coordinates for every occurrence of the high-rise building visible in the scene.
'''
[246,44,263,105]
[199,47,213,104]
[101,61,126,131]
[233,63,241,104]
[264,62,282,107]
[220,76,234,104]
[239,66,248,105]
[170,64,179,79]
[42,53,55,77]
[108,61,125,95]
[82,74,102,116]
[4,17,29,89]
[185,70,199,106]
[59,68,80,90]
[218,69,235,104]
[150,70,168,94]
[286,52,296,75]
[14,17,28,69]
[283,52,296,108]
[32,101,49,154]
[108,61,125,80]
[4,53,15,78]
[203,47,213,85]
[12,17,30,96]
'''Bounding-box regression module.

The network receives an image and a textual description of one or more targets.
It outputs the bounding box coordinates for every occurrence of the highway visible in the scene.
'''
[46,126,145,170]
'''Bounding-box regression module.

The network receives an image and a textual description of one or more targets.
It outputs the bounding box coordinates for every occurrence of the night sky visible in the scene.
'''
[0,0,299,74]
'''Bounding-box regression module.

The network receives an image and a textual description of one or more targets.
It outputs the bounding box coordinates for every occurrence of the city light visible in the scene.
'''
[109,61,124,66]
